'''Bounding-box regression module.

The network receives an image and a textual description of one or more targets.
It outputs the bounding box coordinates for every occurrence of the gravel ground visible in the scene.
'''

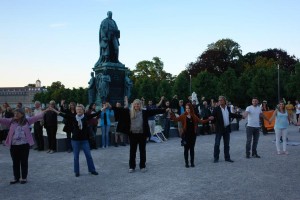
[0,120,299,200]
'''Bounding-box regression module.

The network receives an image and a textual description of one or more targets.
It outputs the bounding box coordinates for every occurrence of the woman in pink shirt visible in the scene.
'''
[0,108,48,184]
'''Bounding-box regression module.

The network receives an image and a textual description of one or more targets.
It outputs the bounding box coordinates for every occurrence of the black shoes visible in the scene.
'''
[75,173,80,177]
[213,159,219,163]
[246,155,250,159]
[185,164,190,168]
[20,179,27,184]
[252,154,261,158]
[225,159,234,163]
[191,163,195,167]
[10,180,19,184]
[90,171,99,175]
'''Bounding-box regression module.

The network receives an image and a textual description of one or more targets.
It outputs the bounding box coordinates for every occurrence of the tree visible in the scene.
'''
[131,57,174,101]
[217,68,242,105]
[243,48,298,73]
[284,62,300,100]
[187,39,243,76]
[192,71,218,101]
[172,70,190,99]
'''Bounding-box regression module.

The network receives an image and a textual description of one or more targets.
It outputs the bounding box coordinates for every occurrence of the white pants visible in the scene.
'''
[148,120,155,136]
[275,128,288,152]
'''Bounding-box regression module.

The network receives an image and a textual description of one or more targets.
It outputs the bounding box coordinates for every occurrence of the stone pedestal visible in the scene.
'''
[93,62,130,106]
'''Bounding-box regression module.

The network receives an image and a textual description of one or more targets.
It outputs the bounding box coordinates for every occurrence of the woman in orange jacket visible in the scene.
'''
[171,103,212,168]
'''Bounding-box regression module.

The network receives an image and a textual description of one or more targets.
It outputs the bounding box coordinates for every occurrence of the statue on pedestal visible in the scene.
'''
[95,11,120,67]
[124,71,133,99]
[96,72,111,101]
[88,72,96,104]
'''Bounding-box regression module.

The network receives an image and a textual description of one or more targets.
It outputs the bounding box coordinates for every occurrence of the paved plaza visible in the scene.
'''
[1,120,299,200]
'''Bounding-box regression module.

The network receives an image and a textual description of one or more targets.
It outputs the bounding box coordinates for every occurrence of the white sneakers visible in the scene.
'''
[128,168,147,173]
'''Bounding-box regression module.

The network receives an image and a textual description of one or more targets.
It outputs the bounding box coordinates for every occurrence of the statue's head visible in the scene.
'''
[107,11,112,19]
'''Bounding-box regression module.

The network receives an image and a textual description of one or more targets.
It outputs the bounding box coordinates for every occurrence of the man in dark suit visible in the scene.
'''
[211,96,241,163]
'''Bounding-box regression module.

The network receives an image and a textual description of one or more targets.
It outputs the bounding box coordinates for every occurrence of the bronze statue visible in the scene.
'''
[96,72,111,101]
[124,71,133,98]
[88,72,96,104]
[98,11,120,64]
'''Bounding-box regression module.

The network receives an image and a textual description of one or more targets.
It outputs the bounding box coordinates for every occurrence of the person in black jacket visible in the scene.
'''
[60,100,76,152]
[43,100,58,154]
[0,103,14,143]
[114,97,167,173]
[51,104,101,177]
[211,96,242,163]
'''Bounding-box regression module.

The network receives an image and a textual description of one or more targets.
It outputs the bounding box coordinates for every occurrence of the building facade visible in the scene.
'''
[0,80,43,108]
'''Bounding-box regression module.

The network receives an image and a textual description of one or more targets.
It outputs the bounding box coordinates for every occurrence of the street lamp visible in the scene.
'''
[277,64,280,103]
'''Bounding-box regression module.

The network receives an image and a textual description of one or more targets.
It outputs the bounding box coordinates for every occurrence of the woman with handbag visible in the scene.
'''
[171,103,212,168]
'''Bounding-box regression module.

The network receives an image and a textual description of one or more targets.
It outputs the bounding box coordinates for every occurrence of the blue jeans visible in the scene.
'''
[101,125,110,147]
[71,140,96,174]
[214,126,231,160]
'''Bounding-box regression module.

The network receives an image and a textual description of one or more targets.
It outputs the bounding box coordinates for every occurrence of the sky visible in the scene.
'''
[0,0,299,88]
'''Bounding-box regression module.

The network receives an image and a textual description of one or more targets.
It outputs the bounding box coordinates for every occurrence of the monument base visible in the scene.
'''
[93,62,130,106]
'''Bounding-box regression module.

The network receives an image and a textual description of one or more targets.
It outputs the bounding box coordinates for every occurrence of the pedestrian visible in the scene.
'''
[86,102,99,150]
[100,101,114,148]
[211,96,242,163]
[171,103,212,168]
[60,100,76,152]
[0,107,49,184]
[33,101,44,151]
[243,97,268,158]
[269,101,290,155]
[114,97,166,173]
[50,104,100,177]
[44,100,58,153]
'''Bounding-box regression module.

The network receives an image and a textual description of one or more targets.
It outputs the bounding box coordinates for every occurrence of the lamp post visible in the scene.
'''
[277,64,280,103]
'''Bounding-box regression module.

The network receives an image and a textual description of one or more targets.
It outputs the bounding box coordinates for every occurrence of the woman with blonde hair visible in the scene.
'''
[114,97,167,173]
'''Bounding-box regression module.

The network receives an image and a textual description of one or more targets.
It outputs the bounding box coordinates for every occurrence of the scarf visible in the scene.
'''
[75,114,84,130]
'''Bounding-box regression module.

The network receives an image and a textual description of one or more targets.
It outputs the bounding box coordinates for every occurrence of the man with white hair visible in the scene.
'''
[33,101,44,151]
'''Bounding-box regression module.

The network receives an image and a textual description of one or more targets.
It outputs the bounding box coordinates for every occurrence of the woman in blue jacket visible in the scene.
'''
[100,102,114,148]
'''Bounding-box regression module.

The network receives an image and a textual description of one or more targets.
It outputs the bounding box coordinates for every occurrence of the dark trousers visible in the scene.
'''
[66,131,72,151]
[163,118,171,138]
[10,144,30,180]
[0,129,9,142]
[129,133,146,169]
[183,134,196,165]
[246,126,260,156]
[214,126,231,160]
[34,122,44,150]
[46,126,57,151]
[88,126,97,149]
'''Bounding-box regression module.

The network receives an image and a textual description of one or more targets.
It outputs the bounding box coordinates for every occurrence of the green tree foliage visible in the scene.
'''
[33,82,88,106]
[284,63,300,100]
[192,71,218,100]
[131,57,174,102]
[172,70,190,100]
[187,38,242,76]
[217,68,241,104]
[243,48,298,73]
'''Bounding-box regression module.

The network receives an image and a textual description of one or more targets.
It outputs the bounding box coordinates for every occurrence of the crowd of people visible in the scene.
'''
[0,96,299,184]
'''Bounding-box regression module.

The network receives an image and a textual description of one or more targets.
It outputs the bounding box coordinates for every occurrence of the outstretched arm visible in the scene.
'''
[268,110,277,124]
